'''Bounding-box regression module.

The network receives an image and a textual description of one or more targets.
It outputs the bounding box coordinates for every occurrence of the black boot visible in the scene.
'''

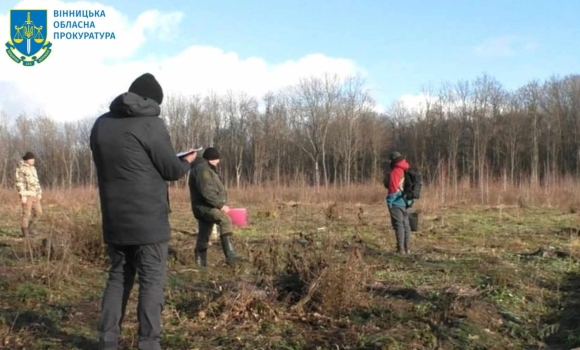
[195,249,207,267]
[220,234,243,265]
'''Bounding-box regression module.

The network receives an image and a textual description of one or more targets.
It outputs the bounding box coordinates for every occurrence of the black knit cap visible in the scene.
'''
[22,151,34,160]
[128,73,164,105]
[203,147,220,160]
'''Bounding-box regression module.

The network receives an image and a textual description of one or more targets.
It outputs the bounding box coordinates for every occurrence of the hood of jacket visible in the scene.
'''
[109,92,161,118]
[391,159,410,171]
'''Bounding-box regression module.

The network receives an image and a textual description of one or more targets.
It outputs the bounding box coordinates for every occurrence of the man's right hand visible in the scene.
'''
[221,205,230,214]
[21,196,27,204]
[183,150,197,163]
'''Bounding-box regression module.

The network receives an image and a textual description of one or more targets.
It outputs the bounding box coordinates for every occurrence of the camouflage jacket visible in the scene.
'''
[188,158,227,216]
[15,160,42,197]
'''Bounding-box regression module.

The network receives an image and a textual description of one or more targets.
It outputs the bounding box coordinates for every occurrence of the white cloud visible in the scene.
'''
[0,0,365,122]
[394,92,481,117]
[398,93,438,113]
[473,35,538,58]
[372,103,385,114]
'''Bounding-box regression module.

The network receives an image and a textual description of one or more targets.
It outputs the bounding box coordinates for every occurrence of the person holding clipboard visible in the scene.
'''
[90,73,199,350]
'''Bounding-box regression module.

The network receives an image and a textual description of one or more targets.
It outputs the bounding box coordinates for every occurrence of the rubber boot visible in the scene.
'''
[220,234,243,265]
[195,249,207,268]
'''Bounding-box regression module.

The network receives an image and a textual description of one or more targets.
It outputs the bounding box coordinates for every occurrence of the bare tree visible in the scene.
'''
[2,73,580,192]
[518,81,542,186]
[287,74,342,191]
[332,75,373,186]
[223,90,257,189]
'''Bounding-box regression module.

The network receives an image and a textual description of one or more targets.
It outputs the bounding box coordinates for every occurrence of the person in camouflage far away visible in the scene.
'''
[15,151,42,238]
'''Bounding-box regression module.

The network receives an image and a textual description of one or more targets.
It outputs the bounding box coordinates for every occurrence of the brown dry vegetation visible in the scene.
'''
[1,183,580,349]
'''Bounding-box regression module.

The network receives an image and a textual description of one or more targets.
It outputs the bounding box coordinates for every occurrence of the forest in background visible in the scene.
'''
[1,73,579,193]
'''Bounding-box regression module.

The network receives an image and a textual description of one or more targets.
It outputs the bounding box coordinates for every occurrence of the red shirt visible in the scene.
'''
[388,159,410,194]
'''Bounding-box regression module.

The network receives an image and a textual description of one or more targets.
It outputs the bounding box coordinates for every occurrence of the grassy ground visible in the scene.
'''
[1,187,580,349]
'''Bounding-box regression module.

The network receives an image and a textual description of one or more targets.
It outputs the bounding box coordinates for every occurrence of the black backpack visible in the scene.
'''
[383,168,422,201]
[403,168,422,200]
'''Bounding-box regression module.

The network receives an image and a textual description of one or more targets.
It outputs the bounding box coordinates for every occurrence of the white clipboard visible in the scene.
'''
[177,147,203,158]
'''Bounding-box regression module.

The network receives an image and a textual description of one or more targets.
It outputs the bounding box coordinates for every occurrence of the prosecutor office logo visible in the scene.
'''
[5,9,52,66]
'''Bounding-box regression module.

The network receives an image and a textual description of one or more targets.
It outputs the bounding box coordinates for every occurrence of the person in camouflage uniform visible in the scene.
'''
[15,152,42,237]
[188,147,243,267]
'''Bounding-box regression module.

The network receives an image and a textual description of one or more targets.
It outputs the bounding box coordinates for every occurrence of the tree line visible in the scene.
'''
[1,73,579,192]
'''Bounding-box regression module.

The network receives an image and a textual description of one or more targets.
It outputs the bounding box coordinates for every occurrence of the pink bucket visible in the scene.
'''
[228,208,247,226]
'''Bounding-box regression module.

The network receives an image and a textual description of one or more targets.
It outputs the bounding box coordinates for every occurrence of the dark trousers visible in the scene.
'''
[195,208,233,253]
[97,242,168,350]
[389,206,411,252]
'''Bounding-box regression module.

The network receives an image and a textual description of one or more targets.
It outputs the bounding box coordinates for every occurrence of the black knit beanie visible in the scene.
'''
[128,73,164,105]
[23,151,35,160]
[203,147,220,160]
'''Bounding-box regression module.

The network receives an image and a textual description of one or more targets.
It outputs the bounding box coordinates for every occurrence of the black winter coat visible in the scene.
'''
[90,92,190,245]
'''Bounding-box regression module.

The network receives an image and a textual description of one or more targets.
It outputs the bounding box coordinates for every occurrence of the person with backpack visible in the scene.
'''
[384,151,420,254]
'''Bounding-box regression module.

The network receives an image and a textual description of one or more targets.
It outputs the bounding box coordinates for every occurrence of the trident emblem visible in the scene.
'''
[13,11,44,55]
[5,9,52,66]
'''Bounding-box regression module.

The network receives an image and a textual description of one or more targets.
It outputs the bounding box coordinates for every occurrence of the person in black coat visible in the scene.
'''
[90,73,197,350]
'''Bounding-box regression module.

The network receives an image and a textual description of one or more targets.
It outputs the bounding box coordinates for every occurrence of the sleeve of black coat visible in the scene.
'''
[144,119,190,181]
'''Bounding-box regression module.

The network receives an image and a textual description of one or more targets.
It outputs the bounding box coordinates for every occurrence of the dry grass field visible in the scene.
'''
[1,182,580,349]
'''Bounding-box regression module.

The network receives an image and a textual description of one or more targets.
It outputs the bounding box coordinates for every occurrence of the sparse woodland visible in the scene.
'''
[2,73,580,349]
[1,73,580,194]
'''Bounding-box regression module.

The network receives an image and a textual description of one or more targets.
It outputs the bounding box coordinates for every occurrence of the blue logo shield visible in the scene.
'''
[10,10,47,56]
[5,9,51,66]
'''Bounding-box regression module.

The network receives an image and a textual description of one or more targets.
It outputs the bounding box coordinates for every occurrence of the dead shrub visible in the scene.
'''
[41,233,71,262]
[42,208,105,265]
[274,235,372,317]
[201,278,276,324]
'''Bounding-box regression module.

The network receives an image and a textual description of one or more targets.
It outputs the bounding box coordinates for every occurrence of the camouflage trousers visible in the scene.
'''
[21,196,42,229]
